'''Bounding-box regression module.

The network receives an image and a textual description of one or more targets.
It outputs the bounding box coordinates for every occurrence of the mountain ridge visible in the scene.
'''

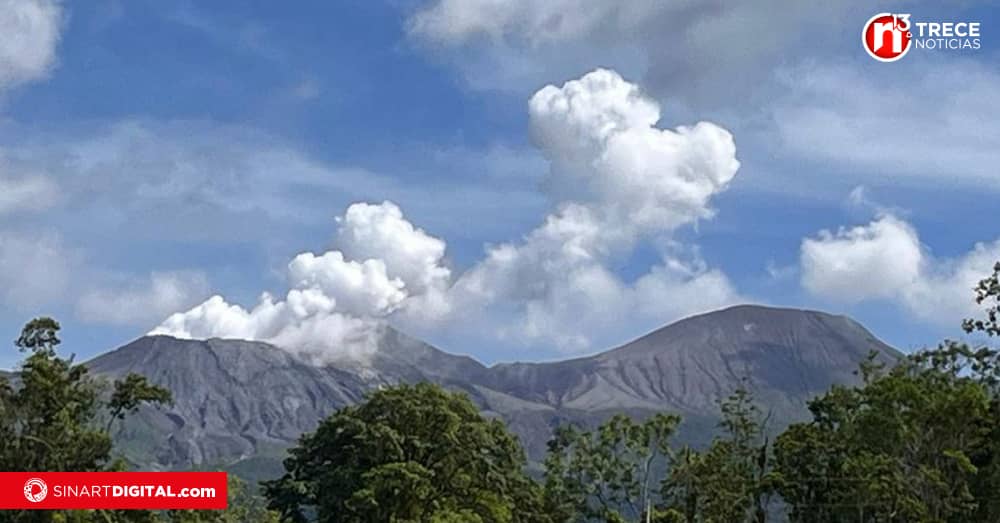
[80,304,901,478]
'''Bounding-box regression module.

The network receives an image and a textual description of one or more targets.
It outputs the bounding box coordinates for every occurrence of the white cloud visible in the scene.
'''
[529,69,739,231]
[0,230,214,326]
[901,241,1000,324]
[334,201,450,297]
[409,0,998,198]
[0,119,552,246]
[151,202,452,362]
[55,121,352,223]
[0,118,546,349]
[632,258,740,321]
[153,68,743,357]
[409,0,651,46]
[0,230,74,310]
[0,174,58,214]
[432,69,742,353]
[773,61,1000,189]
[445,204,740,352]
[76,271,211,326]
[0,0,62,91]
[407,0,867,107]
[443,204,741,352]
[151,293,382,363]
[801,214,1000,325]
[801,215,923,303]
[285,252,406,317]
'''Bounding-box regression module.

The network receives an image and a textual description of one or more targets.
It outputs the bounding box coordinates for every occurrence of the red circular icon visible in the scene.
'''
[863,13,912,62]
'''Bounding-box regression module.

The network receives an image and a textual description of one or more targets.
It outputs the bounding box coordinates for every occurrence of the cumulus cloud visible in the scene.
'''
[801,214,1000,325]
[529,69,739,231]
[334,201,450,297]
[435,69,742,353]
[0,118,542,347]
[153,68,742,358]
[446,204,741,352]
[801,215,923,303]
[152,293,383,362]
[76,271,211,327]
[408,0,998,199]
[0,0,62,91]
[151,201,452,362]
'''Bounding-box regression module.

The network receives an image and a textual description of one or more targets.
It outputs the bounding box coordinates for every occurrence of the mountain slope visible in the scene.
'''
[485,305,898,415]
[87,336,370,470]
[85,305,902,475]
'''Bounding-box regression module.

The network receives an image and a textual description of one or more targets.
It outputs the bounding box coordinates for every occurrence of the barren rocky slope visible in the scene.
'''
[84,305,902,479]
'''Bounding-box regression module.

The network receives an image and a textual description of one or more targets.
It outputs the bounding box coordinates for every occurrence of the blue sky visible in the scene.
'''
[0,0,998,367]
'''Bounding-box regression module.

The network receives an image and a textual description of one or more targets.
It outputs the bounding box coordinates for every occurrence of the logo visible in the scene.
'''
[863,13,912,62]
[863,13,982,61]
[23,478,47,503]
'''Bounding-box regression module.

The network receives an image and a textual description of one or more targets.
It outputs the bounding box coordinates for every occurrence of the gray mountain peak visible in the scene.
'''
[85,305,901,477]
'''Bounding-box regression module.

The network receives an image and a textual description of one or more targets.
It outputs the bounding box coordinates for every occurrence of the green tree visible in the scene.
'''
[0,318,172,523]
[107,373,173,432]
[263,383,548,523]
[770,260,1000,522]
[661,387,773,523]
[964,261,1000,337]
[775,342,1000,522]
[773,347,995,521]
[962,262,1000,520]
[167,476,279,523]
[543,413,680,522]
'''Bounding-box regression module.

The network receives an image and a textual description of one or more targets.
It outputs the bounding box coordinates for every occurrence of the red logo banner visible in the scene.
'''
[0,472,227,510]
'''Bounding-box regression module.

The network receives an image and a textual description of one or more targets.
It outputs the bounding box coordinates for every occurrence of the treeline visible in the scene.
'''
[2,263,1000,522]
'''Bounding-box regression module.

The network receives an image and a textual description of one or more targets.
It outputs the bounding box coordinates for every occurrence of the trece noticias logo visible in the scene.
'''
[863,13,982,62]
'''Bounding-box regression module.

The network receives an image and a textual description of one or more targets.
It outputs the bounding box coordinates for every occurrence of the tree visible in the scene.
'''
[962,262,1000,520]
[773,348,995,521]
[0,318,172,523]
[661,386,773,523]
[543,413,679,522]
[964,261,1000,337]
[168,476,279,523]
[263,383,548,523]
[107,373,173,432]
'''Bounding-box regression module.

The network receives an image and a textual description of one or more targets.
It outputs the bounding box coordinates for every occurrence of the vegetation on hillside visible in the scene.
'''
[0,318,278,523]
[3,262,1000,521]
[263,262,1000,522]
[263,382,548,522]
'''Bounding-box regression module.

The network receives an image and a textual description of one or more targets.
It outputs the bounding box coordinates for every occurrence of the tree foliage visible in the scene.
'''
[772,269,1000,522]
[263,382,548,523]
[0,318,279,523]
[167,476,279,523]
[0,318,173,473]
[543,413,679,522]
[0,318,174,522]
[660,386,773,523]
[7,259,1000,523]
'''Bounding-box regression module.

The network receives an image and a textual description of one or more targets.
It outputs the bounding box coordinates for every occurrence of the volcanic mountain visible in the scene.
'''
[84,305,901,479]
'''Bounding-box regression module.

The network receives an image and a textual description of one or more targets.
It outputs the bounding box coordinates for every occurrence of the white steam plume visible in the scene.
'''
[154,69,743,358]
[151,201,449,362]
